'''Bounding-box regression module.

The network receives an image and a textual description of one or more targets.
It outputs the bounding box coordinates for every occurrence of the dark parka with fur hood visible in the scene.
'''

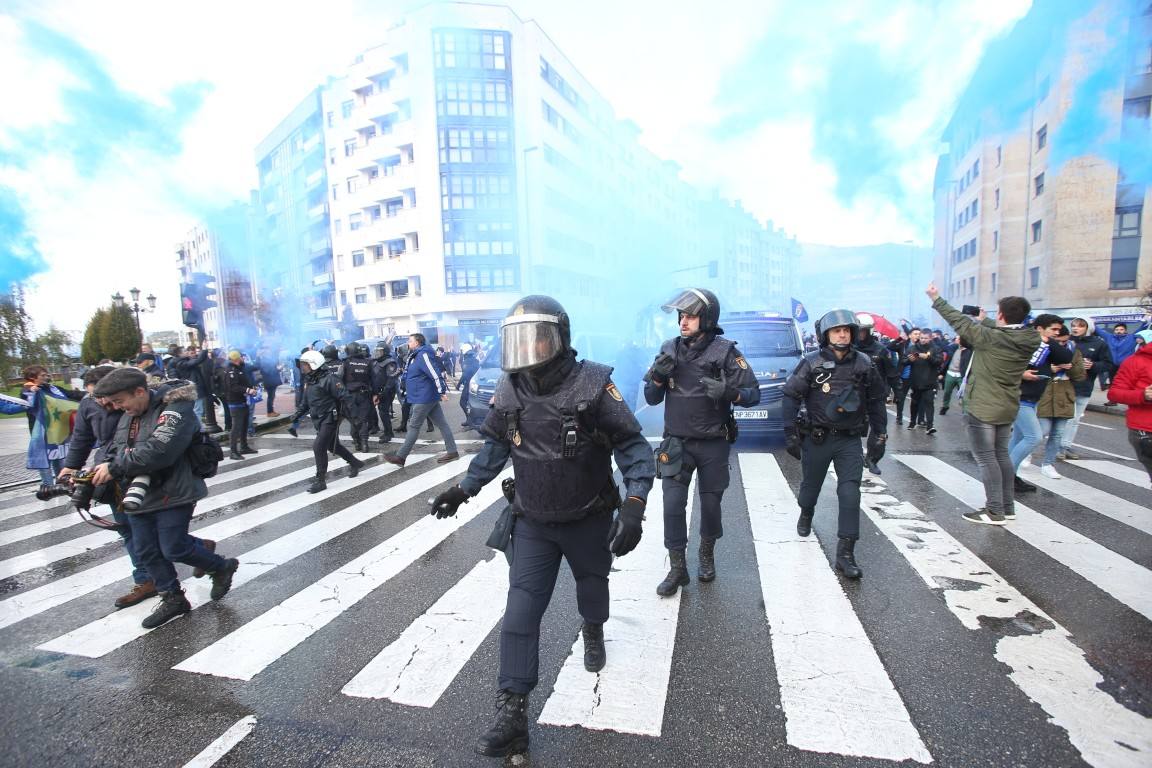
[105,379,207,513]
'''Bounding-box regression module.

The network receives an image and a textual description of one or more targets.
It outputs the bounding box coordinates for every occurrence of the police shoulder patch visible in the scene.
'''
[605,383,623,402]
[735,355,749,370]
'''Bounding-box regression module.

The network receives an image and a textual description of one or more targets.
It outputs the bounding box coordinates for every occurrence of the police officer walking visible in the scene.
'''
[853,313,897,474]
[370,341,399,443]
[781,309,888,579]
[340,342,375,452]
[644,288,760,596]
[291,350,366,493]
[429,296,655,758]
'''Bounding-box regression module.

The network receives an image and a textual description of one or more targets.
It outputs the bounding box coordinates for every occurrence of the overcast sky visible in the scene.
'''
[0,0,1032,335]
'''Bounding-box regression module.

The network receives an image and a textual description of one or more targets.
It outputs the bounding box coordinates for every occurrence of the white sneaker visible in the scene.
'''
[1019,458,1034,470]
[1040,465,1062,480]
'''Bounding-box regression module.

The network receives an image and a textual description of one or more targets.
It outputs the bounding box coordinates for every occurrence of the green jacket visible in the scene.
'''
[933,298,1040,425]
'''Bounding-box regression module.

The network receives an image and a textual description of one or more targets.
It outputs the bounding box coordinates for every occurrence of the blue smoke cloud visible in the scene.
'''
[0,20,210,289]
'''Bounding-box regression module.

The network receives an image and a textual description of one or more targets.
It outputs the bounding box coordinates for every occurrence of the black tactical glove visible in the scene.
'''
[431,485,470,519]
[649,352,675,383]
[866,432,887,464]
[702,370,737,403]
[784,427,803,460]
[607,496,645,557]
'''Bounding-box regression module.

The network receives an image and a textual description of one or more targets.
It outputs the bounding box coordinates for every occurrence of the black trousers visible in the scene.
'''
[499,512,613,694]
[796,433,863,539]
[892,381,909,422]
[376,391,395,438]
[909,387,936,428]
[662,437,730,551]
[345,391,374,444]
[313,416,356,477]
[228,404,250,452]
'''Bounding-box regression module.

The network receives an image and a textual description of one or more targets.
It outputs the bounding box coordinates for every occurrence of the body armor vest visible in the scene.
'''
[342,358,372,392]
[800,350,873,431]
[662,336,735,440]
[494,361,618,523]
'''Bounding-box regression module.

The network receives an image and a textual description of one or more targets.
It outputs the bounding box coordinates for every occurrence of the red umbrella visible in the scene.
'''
[859,313,901,339]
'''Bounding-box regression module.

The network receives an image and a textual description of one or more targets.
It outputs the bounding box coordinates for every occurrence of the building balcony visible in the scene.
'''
[312,272,334,288]
[314,306,336,320]
[389,120,414,148]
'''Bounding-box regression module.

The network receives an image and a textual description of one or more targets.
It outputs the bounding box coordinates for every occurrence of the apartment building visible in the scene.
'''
[934,0,1151,310]
[175,203,258,349]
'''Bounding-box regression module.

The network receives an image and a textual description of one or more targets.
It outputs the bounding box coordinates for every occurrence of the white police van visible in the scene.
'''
[722,312,804,437]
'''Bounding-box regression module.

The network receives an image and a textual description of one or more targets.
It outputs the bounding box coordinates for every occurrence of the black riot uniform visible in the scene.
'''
[429,296,655,759]
[853,313,897,475]
[341,342,374,451]
[370,342,399,443]
[291,351,365,493]
[781,309,888,579]
[643,288,760,596]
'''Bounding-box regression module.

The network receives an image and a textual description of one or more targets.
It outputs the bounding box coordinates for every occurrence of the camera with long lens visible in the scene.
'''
[34,482,73,502]
[69,471,99,511]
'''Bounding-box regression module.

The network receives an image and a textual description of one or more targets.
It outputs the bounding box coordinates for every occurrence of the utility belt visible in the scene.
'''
[799,424,866,444]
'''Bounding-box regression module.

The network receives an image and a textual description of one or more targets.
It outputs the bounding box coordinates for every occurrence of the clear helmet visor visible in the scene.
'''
[661,289,711,318]
[500,315,564,372]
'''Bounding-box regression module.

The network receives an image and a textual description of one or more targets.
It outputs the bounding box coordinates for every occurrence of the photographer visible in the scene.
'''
[91,368,239,629]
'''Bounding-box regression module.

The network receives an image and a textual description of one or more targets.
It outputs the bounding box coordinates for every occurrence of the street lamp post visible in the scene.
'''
[112,287,158,335]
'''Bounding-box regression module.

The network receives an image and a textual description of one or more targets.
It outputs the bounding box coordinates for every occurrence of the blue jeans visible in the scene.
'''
[395,400,457,459]
[1061,395,1090,449]
[126,504,226,593]
[1040,418,1068,466]
[1009,403,1043,470]
[38,459,64,485]
[113,508,151,585]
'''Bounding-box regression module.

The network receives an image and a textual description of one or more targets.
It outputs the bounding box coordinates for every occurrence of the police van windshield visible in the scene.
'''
[730,325,801,357]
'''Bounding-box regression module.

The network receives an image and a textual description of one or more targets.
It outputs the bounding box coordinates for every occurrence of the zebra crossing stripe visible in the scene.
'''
[537,478,690,736]
[897,456,1152,622]
[181,715,257,768]
[342,554,510,706]
[260,434,485,446]
[1018,466,1152,536]
[859,475,1152,768]
[1068,459,1150,488]
[0,496,70,523]
[36,455,430,656]
[172,465,512,681]
[0,454,375,631]
[739,454,933,764]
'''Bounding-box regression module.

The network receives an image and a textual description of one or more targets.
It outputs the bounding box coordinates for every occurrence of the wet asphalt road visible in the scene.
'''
[0,393,1148,768]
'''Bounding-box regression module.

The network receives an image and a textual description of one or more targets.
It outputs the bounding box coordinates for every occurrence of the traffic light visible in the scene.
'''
[192,272,218,311]
[180,283,201,328]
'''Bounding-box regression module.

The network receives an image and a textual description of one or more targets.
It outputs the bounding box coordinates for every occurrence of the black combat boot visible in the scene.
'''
[796,507,814,537]
[834,537,862,579]
[582,622,606,672]
[140,588,192,629]
[209,558,240,600]
[308,475,327,494]
[656,550,690,597]
[240,445,258,455]
[228,450,244,461]
[475,690,529,757]
[698,538,716,582]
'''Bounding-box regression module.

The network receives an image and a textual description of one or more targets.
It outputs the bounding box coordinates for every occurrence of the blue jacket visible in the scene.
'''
[1098,321,1149,367]
[403,344,447,404]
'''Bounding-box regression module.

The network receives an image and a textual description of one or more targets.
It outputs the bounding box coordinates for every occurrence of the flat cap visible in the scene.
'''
[93,367,148,396]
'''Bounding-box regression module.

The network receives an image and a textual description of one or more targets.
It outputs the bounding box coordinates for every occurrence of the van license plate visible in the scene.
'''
[734,410,768,419]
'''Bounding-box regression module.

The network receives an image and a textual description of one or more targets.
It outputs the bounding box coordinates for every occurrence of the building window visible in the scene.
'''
[1038,76,1050,102]
[349,212,362,231]
[1036,124,1047,151]
[436,79,510,118]
[387,238,406,257]
[373,245,385,261]
[354,289,367,304]
[326,111,334,127]
[328,148,336,166]
[375,284,388,300]
[344,139,357,157]
[347,176,358,193]
[391,279,410,299]
[968,276,976,295]
[368,205,381,221]
[994,188,1000,209]
[996,145,1002,166]
[432,30,508,71]
[1032,220,1043,242]
[993,230,999,251]
[440,172,514,210]
[438,127,513,164]
[333,219,342,235]
[973,159,980,179]
[991,272,997,292]
[331,184,339,200]
[339,290,347,305]
[1029,267,1040,289]
[1115,206,1143,237]
[336,254,345,270]
[352,250,365,267]
[1034,172,1045,196]
[341,100,354,119]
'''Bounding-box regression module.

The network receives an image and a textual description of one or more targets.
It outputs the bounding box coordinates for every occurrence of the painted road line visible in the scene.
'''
[1018,465,1152,535]
[181,715,257,768]
[37,455,432,656]
[898,456,1152,622]
[739,454,931,762]
[1071,459,1150,487]
[538,479,691,737]
[173,467,512,681]
[859,474,1152,768]
[0,452,308,546]
[260,434,485,445]
[342,555,509,706]
[1076,422,1112,430]
[0,455,376,631]
[0,452,352,582]
[1069,443,1135,461]
[0,496,71,523]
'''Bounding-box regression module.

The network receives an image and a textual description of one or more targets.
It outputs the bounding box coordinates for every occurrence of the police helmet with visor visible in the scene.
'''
[500,295,571,372]
[662,288,720,332]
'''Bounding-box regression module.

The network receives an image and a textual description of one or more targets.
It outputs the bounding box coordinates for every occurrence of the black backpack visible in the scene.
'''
[186,432,224,478]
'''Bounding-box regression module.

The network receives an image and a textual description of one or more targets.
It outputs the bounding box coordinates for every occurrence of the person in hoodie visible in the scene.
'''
[929,285,1039,526]
[1009,314,1074,485]
[904,329,941,434]
[1097,317,1150,377]
[1060,317,1114,459]
[1108,330,1152,484]
[1033,325,1085,480]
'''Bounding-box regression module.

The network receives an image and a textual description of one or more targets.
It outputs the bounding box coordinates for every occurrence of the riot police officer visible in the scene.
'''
[429,295,655,758]
[291,351,365,493]
[341,342,374,451]
[370,341,399,443]
[781,309,888,579]
[644,288,760,596]
[853,313,897,474]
